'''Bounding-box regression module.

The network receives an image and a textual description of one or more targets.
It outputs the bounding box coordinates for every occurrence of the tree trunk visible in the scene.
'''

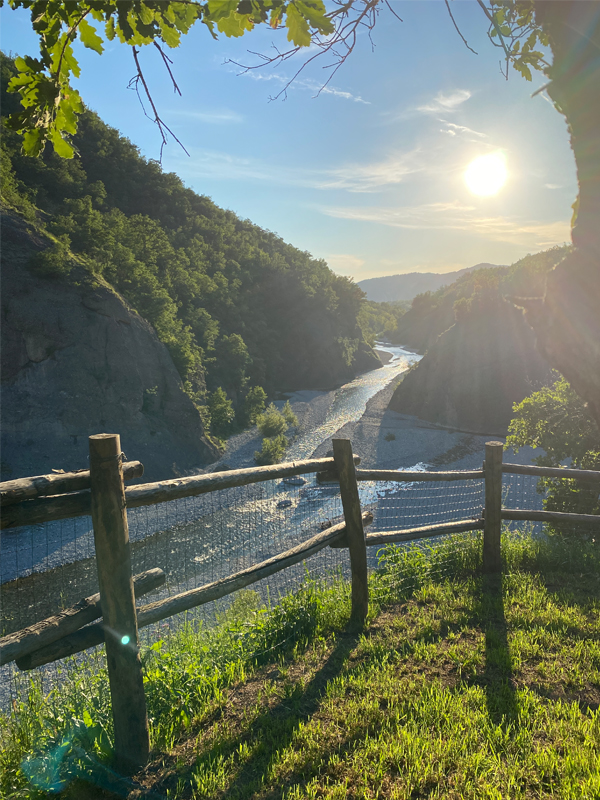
[526,2,600,427]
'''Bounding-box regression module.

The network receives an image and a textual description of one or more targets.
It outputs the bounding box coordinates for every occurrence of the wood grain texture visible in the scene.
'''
[89,434,149,773]
[483,442,503,574]
[365,519,483,547]
[333,439,368,625]
[355,469,484,483]
[0,462,143,506]
[125,455,359,509]
[502,463,600,483]
[501,508,600,527]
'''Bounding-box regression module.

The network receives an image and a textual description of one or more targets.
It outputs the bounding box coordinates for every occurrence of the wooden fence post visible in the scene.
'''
[89,434,149,774]
[333,438,368,625]
[483,441,503,574]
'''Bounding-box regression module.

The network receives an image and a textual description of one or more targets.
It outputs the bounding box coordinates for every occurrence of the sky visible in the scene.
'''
[1,1,578,283]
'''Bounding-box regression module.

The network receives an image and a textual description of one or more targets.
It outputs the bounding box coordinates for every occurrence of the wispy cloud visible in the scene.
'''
[173,146,421,192]
[440,120,486,138]
[319,149,423,192]
[240,70,370,103]
[544,183,562,190]
[167,108,244,124]
[417,89,472,114]
[320,201,571,248]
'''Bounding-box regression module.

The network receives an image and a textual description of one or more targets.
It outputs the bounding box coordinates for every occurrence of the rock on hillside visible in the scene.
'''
[389,300,552,434]
[1,212,218,481]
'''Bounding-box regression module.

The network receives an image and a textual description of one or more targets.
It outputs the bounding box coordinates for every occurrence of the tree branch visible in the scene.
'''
[129,47,189,161]
[444,0,478,55]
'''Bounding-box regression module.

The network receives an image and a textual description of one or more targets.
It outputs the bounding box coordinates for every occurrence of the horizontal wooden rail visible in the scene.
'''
[125,456,358,510]
[363,518,484,548]
[1,491,92,530]
[1,569,165,666]
[355,468,484,483]
[502,463,600,483]
[17,512,371,670]
[1,455,359,530]
[0,462,144,507]
[501,508,600,527]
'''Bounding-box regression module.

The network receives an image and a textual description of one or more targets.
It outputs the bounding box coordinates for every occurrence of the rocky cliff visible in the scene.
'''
[389,299,552,435]
[1,212,218,481]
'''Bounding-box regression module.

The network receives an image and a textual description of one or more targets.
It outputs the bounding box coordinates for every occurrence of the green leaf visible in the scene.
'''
[50,129,75,158]
[105,17,116,41]
[296,0,334,35]
[215,10,253,37]
[22,128,44,157]
[286,4,311,47]
[79,18,104,54]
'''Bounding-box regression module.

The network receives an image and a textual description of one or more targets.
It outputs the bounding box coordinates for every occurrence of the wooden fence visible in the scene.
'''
[1,436,598,773]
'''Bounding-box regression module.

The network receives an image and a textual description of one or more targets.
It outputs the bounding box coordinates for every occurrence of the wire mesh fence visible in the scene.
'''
[2,460,596,713]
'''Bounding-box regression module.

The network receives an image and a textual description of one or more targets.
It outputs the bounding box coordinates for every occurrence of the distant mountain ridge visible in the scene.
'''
[358,263,505,303]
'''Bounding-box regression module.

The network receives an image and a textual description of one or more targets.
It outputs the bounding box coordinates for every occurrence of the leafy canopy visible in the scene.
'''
[5,0,333,157]
[507,376,600,526]
[5,0,549,158]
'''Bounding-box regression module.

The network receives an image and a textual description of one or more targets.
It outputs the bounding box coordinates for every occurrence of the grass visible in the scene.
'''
[1,531,599,799]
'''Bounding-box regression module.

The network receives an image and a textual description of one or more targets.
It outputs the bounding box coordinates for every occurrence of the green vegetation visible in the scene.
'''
[390,247,571,353]
[1,53,372,441]
[357,300,407,346]
[507,375,600,528]
[254,401,298,465]
[2,531,599,798]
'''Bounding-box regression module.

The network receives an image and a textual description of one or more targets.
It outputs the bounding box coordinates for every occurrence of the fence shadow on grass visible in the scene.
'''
[480,574,518,730]
[143,626,361,800]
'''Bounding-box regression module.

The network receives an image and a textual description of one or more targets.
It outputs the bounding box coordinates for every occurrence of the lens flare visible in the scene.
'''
[121,635,130,645]
[464,152,507,196]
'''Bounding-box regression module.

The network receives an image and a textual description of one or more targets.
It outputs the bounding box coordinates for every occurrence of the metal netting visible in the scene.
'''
[3,464,595,712]
[0,475,348,709]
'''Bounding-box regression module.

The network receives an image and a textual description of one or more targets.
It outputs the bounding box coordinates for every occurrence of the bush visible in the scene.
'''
[208,387,234,438]
[254,434,287,465]
[281,400,298,427]
[242,386,267,426]
[256,403,287,438]
[28,235,73,278]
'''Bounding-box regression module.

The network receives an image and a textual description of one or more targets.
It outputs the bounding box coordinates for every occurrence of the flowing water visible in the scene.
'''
[287,344,421,460]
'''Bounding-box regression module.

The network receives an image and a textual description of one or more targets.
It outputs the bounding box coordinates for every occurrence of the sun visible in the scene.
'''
[464,152,508,197]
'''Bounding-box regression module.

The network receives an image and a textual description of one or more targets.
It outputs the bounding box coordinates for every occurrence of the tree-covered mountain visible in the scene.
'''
[357,263,504,304]
[388,248,570,433]
[1,54,378,453]
[387,248,570,354]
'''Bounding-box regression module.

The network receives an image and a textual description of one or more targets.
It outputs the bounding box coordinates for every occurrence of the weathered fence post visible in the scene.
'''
[89,434,149,774]
[483,441,503,574]
[333,438,368,625]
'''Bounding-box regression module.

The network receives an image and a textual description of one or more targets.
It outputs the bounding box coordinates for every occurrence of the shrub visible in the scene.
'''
[208,387,234,438]
[256,404,287,438]
[281,400,298,427]
[28,235,73,279]
[242,386,267,426]
[254,434,287,465]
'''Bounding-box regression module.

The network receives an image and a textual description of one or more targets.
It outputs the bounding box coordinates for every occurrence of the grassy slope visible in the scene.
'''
[1,533,599,799]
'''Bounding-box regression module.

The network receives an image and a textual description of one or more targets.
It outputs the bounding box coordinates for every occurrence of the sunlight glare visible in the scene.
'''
[464,152,507,197]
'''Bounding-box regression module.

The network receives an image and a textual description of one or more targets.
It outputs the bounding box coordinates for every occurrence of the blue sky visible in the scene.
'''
[1,2,577,282]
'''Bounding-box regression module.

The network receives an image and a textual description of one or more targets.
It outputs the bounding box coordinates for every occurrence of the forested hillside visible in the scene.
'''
[388,247,570,353]
[388,248,570,433]
[0,55,377,430]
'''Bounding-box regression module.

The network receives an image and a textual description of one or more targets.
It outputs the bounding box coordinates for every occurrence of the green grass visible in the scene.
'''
[1,531,599,799]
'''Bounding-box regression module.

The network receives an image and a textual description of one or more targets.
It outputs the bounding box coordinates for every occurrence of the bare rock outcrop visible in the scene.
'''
[1,212,218,481]
[389,299,552,435]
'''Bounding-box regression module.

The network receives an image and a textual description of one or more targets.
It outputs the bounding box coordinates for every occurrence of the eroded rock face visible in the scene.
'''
[389,300,552,435]
[1,213,218,481]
